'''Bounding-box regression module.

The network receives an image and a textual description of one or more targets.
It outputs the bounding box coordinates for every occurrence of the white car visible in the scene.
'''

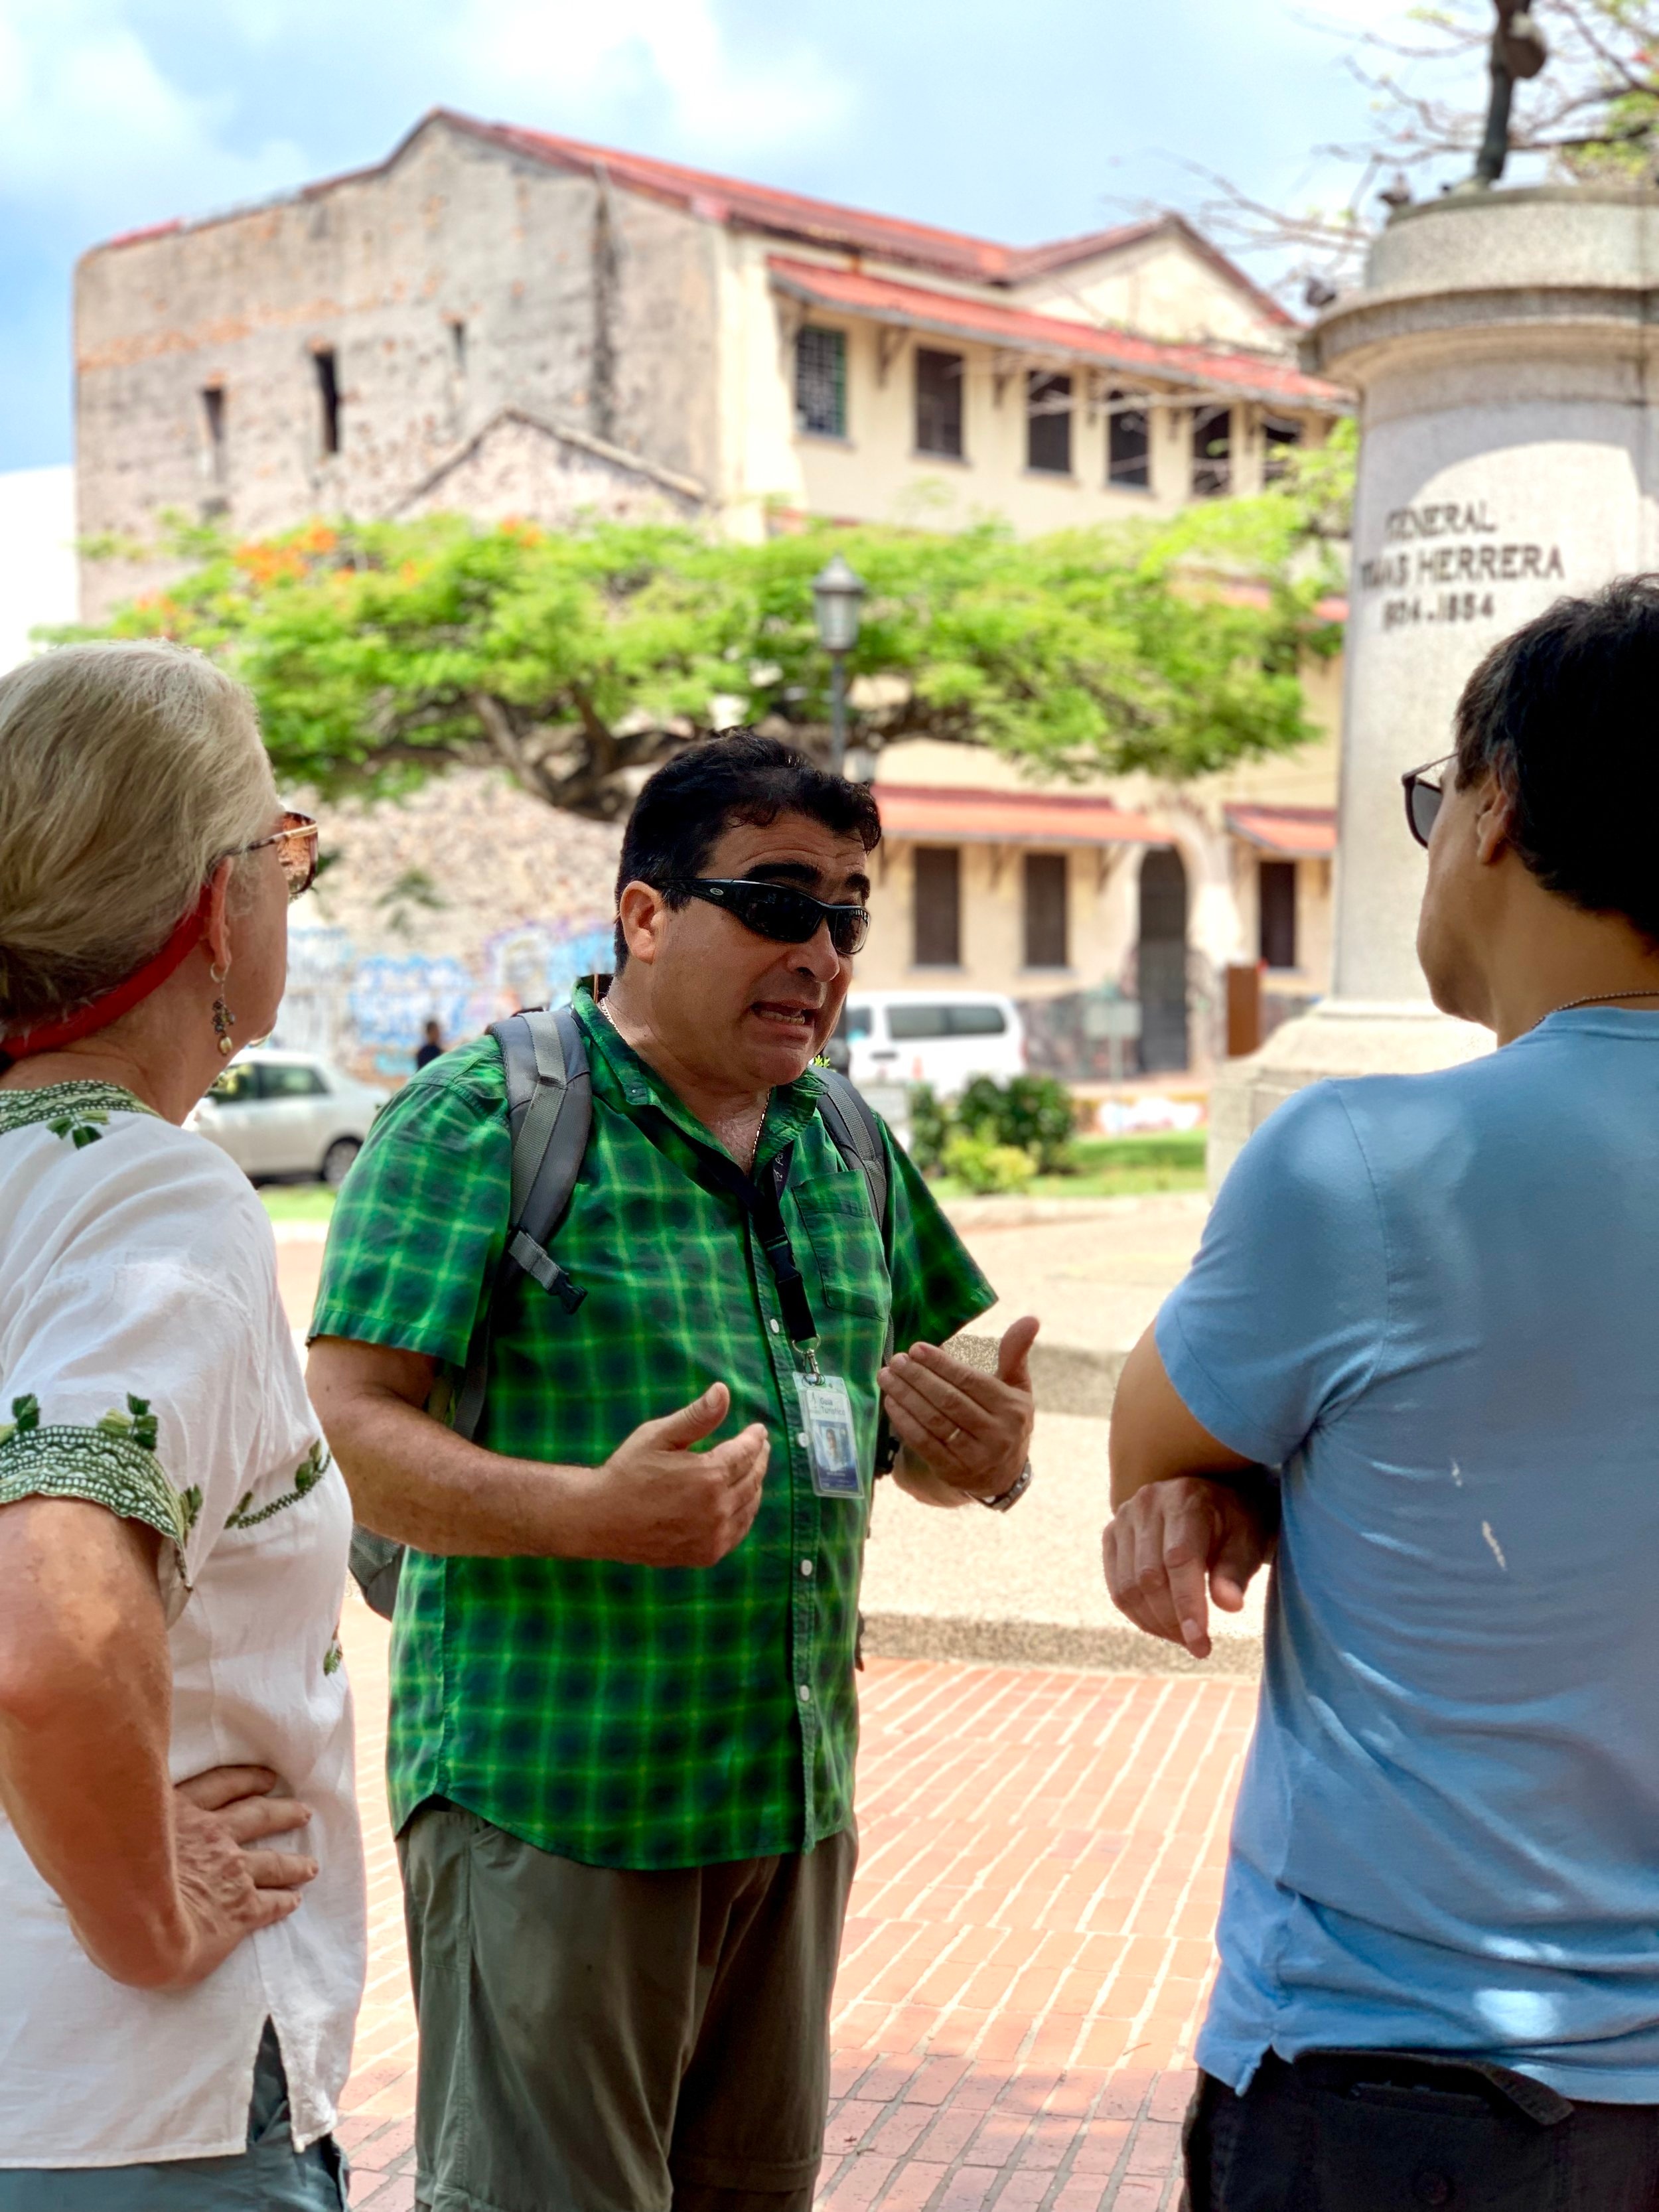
[832,990,1026,1097]
[191,1049,387,1187]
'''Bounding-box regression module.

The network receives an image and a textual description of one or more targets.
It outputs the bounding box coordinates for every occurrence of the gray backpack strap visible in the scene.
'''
[815,1069,890,1248]
[453,1006,592,1441]
[815,1069,895,1364]
[351,1007,593,1620]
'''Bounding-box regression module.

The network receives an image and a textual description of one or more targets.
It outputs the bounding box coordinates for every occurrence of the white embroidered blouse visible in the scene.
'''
[0,1081,365,2168]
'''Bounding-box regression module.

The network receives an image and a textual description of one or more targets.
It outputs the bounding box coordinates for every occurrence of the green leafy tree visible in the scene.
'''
[63,483,1344,821]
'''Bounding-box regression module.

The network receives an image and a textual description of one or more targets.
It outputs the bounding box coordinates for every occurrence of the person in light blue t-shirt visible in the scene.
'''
[1106,576,1659,2209]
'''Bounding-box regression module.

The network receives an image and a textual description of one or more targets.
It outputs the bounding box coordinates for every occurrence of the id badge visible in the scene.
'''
[794,1372,863,1499]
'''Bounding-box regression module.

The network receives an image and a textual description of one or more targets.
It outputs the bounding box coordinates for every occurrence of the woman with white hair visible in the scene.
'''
[0,642,363,2206]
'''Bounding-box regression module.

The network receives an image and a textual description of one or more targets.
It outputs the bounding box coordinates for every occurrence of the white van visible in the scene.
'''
[834,990,1026,1097]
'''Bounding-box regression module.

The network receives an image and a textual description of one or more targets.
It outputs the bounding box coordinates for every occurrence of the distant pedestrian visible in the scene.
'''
[309,732,1039,2212]
[0,641,362,2206]
[413,1018,443,1070]
[1106,577,1659,2208]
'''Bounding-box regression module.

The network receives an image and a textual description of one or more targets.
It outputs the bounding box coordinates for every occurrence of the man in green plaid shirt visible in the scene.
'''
[310,735,1038,2212]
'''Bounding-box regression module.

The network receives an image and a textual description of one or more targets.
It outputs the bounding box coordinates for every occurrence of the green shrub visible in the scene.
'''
[906,1082,952,1174]
[954,1074,1078,1173]
[941,1132,1038,1195]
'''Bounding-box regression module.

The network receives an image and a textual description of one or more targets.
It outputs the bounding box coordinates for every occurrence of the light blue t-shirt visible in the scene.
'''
[1159,1009,1659,2101]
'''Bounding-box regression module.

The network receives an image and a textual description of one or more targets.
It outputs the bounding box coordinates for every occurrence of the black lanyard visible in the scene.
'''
[636,1108,818,1347]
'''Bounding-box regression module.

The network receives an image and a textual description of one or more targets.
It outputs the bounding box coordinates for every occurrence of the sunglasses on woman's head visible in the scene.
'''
[234,811,321,901]
[1402,756,1455,849]
[672,877,870,957]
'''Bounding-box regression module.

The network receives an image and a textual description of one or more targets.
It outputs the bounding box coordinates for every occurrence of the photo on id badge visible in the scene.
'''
[796,1372,863,1498]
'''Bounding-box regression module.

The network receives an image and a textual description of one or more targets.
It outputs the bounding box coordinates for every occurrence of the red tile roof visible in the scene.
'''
[770,258,1346,411]
[873,784,1166,847]
[442,115,1234,291]
[1224,804,1337,856]
[86,109,1292,330]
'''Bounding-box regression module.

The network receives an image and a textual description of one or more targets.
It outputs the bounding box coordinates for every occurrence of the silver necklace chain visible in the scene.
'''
[1550,988,1659,1014]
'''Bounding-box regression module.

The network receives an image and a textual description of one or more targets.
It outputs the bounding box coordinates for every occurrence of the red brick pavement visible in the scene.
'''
[334,1607,1252,2210]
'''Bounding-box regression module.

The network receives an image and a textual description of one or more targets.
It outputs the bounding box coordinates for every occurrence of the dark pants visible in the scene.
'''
[1185,2049,1659,2211]
[399,1799,859,2212]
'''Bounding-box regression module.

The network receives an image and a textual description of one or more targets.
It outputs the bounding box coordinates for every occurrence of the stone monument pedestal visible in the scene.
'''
[1208,1001,1488,1189]
[1210,184,1659,1185]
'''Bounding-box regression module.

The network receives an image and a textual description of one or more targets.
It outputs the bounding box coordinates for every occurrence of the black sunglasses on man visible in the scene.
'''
[1402,755,1455,849]
[672,877,870,958]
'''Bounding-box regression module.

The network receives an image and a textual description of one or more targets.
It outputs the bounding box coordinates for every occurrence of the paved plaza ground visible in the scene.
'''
[283,1187,1249,2207]
[336,1603,1249,2211]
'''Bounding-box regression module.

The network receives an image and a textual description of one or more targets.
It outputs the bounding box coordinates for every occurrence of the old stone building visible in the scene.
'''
[76,108,1343,605]
[75,111,1350,1078]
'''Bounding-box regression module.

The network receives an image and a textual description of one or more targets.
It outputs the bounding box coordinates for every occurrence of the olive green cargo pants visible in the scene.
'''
[399,1800,857,2212]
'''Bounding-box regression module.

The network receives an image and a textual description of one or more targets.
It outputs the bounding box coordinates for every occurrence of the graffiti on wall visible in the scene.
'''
[275,914,615,1078]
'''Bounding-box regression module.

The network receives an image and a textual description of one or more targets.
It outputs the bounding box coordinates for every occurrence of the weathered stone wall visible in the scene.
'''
[390,411,703,528]
[75,117,721,619]
[275,765,622,1080]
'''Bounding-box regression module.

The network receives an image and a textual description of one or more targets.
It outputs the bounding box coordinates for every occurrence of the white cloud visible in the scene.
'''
[444,0,854,160]
[0,0,305,230]
[0,0,852,244]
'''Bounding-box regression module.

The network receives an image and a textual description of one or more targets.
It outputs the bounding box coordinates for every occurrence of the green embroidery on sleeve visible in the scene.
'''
[0,1412,192,1558]
[96,1394,161,1453]
[225,1439,332,1530]
[323,1635,344,1676]
[1,1394,41,1442]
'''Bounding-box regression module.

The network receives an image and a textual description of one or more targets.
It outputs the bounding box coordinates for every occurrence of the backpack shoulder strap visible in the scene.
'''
[815,1069,899,1470]
[814,1068,890,1242]
[350,1005,595,1615]
[452,1005,593,1441]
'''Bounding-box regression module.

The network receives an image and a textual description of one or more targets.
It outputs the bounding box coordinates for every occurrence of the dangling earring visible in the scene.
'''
[210,962,237,1058]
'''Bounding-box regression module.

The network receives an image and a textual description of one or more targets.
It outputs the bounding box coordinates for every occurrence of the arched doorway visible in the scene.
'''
[1137,847,1189,1072]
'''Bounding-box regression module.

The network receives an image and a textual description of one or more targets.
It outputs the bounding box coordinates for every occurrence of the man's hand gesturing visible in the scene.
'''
[579,1383,768,1568]
[1102,1477,1274,1658]
[881,1315,1039,1507]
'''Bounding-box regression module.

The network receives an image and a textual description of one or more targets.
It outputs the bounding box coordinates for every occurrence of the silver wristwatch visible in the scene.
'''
[975,1458,1033,1513]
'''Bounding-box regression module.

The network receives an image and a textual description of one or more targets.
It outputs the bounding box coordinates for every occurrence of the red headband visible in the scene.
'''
[2,885,214,1063]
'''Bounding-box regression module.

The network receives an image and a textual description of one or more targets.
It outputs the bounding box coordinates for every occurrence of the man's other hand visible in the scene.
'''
[1102,1477,1273,1659]
[881,1315,1039,1506]
[581,1383,768,1568]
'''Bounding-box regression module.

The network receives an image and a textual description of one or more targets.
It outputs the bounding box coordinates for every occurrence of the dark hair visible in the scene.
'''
[613,731,882,966]
[1454,575,1659,944]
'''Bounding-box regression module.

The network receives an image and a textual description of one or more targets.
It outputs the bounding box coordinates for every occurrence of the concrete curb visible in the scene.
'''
[954,1332,1126,1419]
[942,1192,1207,1232]
[861,1609,1263,1678]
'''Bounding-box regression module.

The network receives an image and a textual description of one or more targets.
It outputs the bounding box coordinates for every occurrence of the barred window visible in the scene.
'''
[1191,404,1232,496]
[795,327,847,439]
[1263,412,1302,483]
[913,847,962,965]
[1108,391,1150,489]
[915,349,965,458]
[1027,372,1073,475]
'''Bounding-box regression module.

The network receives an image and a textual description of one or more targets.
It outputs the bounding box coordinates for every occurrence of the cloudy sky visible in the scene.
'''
[3,0,1404,471]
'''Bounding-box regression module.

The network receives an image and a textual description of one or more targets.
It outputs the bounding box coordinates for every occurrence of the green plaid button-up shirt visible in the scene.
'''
[312,987,993,1869]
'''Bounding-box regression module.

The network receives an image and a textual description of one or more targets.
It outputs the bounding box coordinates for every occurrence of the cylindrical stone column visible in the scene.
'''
[1208,184,1659,1182]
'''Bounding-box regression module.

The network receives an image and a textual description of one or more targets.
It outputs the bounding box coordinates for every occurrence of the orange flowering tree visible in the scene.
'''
[62,483,1344,821]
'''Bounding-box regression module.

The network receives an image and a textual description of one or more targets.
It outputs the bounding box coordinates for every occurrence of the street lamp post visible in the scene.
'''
[811,552,865,776]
